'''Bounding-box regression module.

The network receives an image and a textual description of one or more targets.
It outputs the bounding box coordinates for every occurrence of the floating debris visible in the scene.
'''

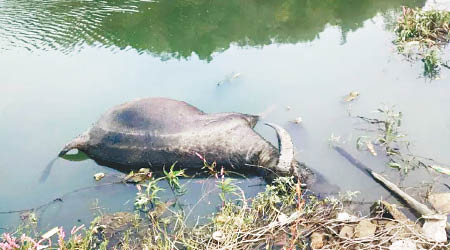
[41,227,59,239]
[217,72,241,86]
[343,91,360,102]
[328,133,341,145]
[125,168,152,183]
[93,173,105,181]
[366,142,377,156]
[429,164,450,176]
[290,116,303,124]
[231,72,241,79]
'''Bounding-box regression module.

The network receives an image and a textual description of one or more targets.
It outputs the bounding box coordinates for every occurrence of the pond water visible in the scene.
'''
[1,0,450,232]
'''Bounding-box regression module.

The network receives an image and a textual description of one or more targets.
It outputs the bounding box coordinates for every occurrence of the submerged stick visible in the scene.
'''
[334,146,371,177]
[369,171,434,216]
[334,146,435,217]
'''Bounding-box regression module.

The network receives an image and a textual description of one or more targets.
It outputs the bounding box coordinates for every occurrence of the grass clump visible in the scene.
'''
[2,154,450,249]
[395,7,450,45]
[394,7,450,79]
[2,173,450,249]
[140,176,335,249]
[356,106,423,174]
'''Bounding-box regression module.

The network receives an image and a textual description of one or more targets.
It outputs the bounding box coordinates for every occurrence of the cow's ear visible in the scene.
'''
[244,114,259,128]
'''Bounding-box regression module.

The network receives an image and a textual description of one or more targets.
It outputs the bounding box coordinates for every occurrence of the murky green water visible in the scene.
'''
[1,0,450,232]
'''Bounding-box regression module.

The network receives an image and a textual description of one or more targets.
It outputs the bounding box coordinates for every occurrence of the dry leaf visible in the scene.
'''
[429,165,450,176]
[231,72,241,79]
[290,117,303,124]
[125,168,152,183]
[367,142,377,156]
[344,91,360,102]
[93,172,105,181]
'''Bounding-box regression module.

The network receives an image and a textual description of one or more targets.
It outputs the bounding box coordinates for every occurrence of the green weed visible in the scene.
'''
[135,177,165,211]
[356,106,448,175]
[163,162,188,194]
[394,7,450,79]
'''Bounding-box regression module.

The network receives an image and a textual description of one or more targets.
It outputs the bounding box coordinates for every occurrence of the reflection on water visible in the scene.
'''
[3,0,450,234]
[1,0,425,59]
[60,151,90,162]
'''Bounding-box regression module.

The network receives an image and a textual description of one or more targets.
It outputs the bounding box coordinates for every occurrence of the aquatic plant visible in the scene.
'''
[163,162,188,194]
[356,106,450,175]
[134,177,165,211]
[132,162,189,211]
[217,174,236,203]
[422,48,443,78]
[356,106,420,173]
[395,7,450,46]
[394,7,450,79]
[356,107,404,152]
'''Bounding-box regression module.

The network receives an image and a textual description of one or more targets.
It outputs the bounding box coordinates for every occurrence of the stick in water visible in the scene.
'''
[334,146,434,216]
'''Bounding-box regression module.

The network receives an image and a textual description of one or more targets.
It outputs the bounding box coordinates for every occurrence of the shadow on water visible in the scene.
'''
[60,151,90,162]
[49,149,339,198]
[0,0,425,58]
[38,157,58,183]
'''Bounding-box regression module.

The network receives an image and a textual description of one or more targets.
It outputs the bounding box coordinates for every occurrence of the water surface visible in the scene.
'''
[1,0,450,231]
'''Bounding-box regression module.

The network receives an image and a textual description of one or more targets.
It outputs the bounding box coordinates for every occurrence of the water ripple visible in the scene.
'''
[0,0,141,53]
[0,0,425,58]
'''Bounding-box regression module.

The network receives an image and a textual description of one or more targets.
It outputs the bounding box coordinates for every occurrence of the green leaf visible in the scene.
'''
[388,162,402,169]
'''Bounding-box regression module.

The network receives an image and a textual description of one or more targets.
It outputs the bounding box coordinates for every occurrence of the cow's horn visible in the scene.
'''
[265,123,294,174]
